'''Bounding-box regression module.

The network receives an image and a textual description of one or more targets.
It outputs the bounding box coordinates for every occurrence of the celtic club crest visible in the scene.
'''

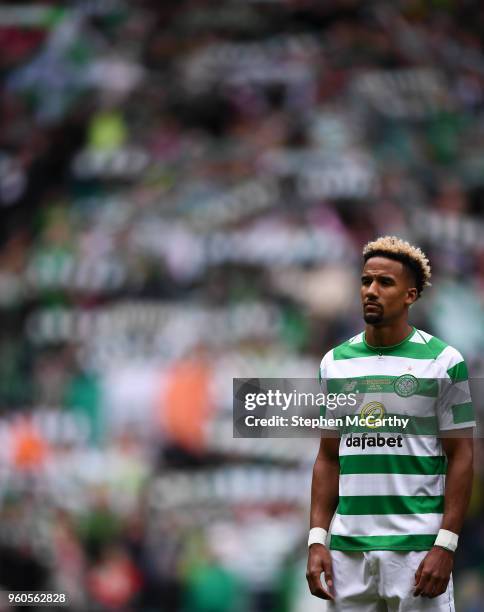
[394,374,419,397]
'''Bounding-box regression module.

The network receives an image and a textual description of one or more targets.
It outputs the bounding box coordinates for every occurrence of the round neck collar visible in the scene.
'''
[363,326,416,352]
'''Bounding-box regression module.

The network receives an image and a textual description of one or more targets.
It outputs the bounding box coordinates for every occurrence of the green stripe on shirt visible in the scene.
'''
[452,402,474,424]
[447,361,469,382]
[341,414,439,435]
[337,495,444,515]
[330,534,437,551]
[326,376,439,397]
[333,337,447,361]
[339,454,447,475]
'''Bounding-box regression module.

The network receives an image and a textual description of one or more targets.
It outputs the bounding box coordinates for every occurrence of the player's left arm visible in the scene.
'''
[414,430,474,598]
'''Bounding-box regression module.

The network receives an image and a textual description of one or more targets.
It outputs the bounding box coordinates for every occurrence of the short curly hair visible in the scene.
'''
[362,236,432,298]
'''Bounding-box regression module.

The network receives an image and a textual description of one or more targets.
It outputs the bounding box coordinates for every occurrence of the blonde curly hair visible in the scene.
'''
[363,236,432,297]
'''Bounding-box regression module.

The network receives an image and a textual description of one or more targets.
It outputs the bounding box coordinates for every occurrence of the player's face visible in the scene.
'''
[361,257,417,325]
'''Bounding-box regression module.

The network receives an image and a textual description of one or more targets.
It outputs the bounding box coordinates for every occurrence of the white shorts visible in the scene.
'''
[328,550,455,612]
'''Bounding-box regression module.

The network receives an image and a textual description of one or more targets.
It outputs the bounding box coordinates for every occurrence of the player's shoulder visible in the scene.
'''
[332,330,365,357]
[412,328,468,380]
[319,331,365,368]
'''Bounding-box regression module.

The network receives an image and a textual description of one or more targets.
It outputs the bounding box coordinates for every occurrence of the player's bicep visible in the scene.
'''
[441,430,474,457]
[318,435,340,463]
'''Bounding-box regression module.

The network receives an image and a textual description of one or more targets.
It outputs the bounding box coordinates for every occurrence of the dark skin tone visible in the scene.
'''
[306,435,339,601]
[307,255,474,601]
[361,256,417,345]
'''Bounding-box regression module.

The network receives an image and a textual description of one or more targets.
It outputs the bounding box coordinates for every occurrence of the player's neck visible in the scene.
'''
[364,322,413,347]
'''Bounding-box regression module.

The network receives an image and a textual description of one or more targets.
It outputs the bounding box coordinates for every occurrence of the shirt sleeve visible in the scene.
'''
[437,356,476,431]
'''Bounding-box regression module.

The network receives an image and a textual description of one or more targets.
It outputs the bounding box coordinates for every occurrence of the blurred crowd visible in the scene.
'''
[0,0,484,610]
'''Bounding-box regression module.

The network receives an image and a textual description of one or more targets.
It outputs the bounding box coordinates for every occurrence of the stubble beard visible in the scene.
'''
[363,310,384,325]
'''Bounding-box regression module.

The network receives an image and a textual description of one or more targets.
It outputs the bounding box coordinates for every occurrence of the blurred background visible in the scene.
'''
[0,0,483,610]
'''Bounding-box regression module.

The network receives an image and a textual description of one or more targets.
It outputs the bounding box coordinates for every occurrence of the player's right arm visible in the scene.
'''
[306,435,340,600]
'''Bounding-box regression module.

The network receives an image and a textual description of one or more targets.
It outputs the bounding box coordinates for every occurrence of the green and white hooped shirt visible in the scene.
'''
[319,327,475,552]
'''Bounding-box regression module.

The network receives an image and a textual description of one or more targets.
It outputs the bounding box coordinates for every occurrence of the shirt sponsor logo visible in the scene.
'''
[345,432,404,449]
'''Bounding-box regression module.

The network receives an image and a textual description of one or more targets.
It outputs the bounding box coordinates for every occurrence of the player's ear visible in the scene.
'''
[405,287,418,306]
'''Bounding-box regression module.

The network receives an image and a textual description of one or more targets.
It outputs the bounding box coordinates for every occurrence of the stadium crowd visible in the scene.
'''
[0,1,483,610]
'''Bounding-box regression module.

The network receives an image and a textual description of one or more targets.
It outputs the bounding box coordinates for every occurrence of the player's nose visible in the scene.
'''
[366,280,379,297]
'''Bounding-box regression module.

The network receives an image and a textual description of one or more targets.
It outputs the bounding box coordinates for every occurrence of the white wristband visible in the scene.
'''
[308,527,328,548]
[434,529,458,552]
